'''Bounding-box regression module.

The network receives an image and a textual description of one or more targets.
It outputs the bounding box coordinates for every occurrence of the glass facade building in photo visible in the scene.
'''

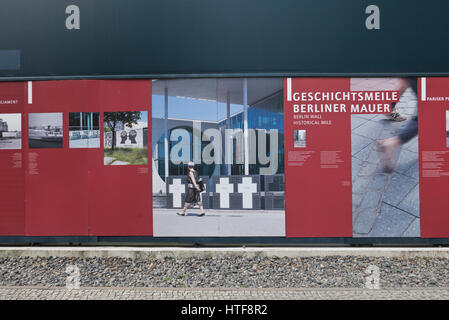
[151,78,284,201]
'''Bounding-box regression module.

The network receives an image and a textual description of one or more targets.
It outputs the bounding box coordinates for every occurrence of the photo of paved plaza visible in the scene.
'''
[153,209,285,237]
[351,78,419,237]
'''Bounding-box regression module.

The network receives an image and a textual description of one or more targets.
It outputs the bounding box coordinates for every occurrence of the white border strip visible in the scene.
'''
[421,77,426,101]
[27,81,32,104]
[287,77,292,101]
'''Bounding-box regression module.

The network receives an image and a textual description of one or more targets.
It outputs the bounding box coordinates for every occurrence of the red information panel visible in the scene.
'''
[419,77,449,237]
[284,78,353,237]
[0,80,152,236]
[87,80,153,236]
[284,78,401,237]
[0,82,26,235]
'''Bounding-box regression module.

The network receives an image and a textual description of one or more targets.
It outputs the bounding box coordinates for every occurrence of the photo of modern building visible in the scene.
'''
[0,113,21,150]
[294,130,306,148]
[151,78,285,237]
[28,113,63,149]
[104,111,148,165]
[69,112,100,148]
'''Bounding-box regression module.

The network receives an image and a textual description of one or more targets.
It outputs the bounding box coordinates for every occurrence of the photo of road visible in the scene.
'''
[28,113,63,149]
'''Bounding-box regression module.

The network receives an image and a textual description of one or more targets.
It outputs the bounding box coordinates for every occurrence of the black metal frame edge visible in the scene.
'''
[0,236,449,246]
[1,72,449,82]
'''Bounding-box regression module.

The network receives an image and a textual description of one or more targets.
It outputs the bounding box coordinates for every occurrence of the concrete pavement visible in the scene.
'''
[1,286,449,300]
[153,209,285,237]
[3,247,449,259]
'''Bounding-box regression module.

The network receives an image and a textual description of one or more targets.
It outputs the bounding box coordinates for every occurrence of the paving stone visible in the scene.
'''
[352,177,371,194]
[354,113,378,120]
[369,114,388,122]
[352,120,385,140]
[383,173,418,207]
[353,208,377,234]
[359,191,382,210]
[352,193,363,210]
[351,134,373,156]
[397,184,420,218]
[357,162,379,177]
[371,173,389,191]
[395,149,419,175]
[1,287,449,300]
[353,141,376,162]
[369,203,415,237]
[403,161,420,180]
[402,218,421,237]
[352,158,363,182]
[364,148,383,164]
[351,116,368,130]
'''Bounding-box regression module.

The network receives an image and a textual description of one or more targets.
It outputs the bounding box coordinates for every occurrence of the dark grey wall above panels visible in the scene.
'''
[1,0,449,80]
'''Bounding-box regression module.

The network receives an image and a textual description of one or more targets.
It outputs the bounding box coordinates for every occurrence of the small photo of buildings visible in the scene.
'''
[28,113,63,149]
[294,130,306,148]
[0,113,21,150]
[69,112,100,148]
[104,111,148,165]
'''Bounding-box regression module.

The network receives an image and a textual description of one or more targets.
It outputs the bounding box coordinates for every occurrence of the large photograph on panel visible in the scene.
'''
[351,78,419,237]
[151,78,285,236]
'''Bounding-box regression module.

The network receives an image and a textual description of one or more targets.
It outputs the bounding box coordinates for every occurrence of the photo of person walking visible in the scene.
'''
[152,78,286,237]
[177,161,206,217]
[377,78,418,172]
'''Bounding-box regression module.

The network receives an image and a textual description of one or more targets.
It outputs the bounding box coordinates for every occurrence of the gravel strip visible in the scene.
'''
[0,256,447,288]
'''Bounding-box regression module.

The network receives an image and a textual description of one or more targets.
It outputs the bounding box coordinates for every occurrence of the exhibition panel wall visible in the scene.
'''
[1,77,449,241]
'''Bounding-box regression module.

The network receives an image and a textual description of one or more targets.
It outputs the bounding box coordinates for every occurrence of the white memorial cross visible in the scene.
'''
[238,177,257,209]
[169,178,185,208]
[215,177,234,209]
